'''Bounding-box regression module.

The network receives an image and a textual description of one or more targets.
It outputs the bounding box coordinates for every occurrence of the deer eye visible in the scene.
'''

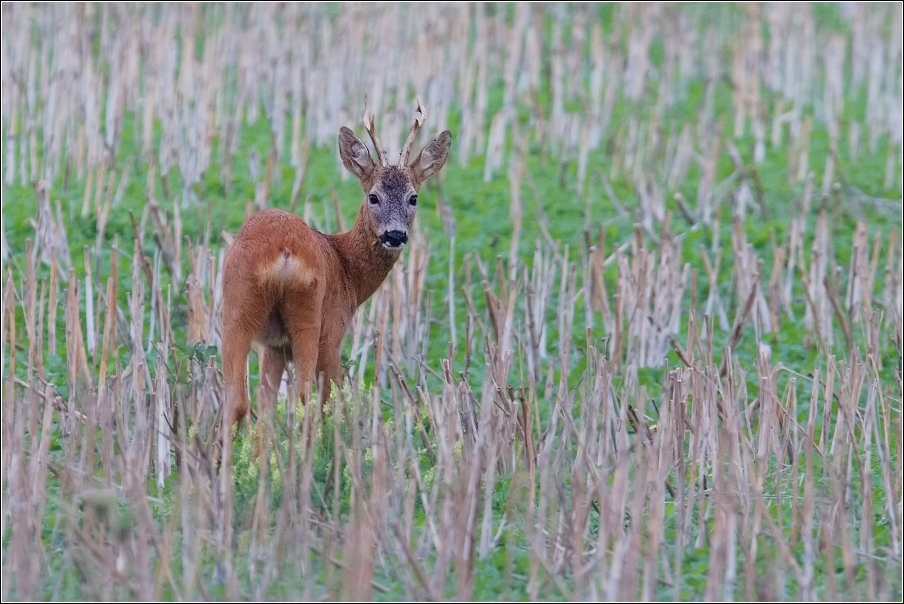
[408,195,418,206]
[368,194,379,205]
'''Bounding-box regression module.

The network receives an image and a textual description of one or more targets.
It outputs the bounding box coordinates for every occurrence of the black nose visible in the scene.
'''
[380,230,408,248]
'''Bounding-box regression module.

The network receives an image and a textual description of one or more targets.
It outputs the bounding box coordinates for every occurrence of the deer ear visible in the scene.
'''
[409,131,451,185]
[338,127,375,181]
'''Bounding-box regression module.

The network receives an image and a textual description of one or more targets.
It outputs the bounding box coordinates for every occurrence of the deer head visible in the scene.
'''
[338,97,452,250]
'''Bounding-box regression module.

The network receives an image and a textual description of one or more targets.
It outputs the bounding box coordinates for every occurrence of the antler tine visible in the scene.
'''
[399,96,426,166]
[363,94,389,167]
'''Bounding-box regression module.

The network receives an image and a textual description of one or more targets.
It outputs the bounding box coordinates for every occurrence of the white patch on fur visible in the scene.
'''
[257,252,316,289]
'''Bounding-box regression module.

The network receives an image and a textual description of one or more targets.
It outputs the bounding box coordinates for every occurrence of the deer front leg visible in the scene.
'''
[258,345,287,419]
[316,331,347,404]
[281,302,322,407]
[245,344,287,460]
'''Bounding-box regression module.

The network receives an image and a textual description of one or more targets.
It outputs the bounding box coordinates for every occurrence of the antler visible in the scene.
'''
[399,96,426,166]
[363,94,389,167]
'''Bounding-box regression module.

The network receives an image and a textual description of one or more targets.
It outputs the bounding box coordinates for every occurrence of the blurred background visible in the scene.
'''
[2,3,900,217]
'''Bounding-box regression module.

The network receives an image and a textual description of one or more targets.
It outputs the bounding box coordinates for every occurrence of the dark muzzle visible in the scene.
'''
[379,230,408,249]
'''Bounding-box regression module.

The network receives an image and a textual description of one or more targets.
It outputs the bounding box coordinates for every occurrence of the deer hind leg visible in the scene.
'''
[221,288,272,429]
[222,327,252,428]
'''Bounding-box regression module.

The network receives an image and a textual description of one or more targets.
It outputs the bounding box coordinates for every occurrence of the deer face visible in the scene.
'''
[362,165,418,250]
[339,126,451,251]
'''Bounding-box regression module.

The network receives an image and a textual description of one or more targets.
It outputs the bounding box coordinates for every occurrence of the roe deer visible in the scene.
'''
[220,98,451,428]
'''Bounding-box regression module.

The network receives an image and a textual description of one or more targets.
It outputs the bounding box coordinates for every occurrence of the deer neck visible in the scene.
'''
[331,204,402,307]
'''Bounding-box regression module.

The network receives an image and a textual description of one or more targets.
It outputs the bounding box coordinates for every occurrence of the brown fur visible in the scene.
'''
[220,108,451,427]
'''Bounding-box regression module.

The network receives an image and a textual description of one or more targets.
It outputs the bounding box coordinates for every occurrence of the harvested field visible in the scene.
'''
[1,3,902,600]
